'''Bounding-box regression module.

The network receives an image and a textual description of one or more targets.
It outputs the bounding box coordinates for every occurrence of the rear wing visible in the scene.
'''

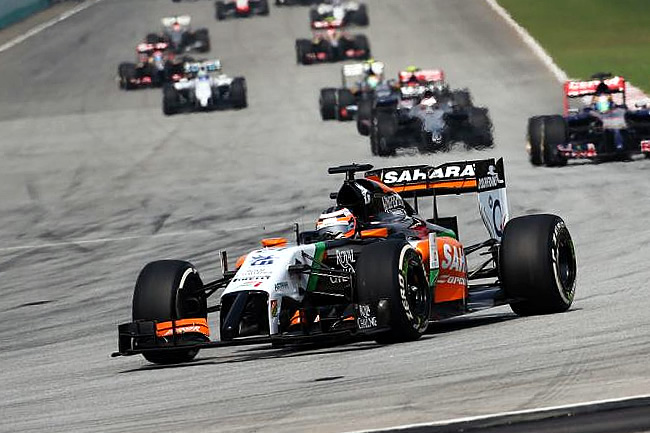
[398,69,445,84]
[563,75,626,114]
[366,158,509,241]
[136,42,168,53]
[184,60,221,74]
[162,15,191,27]
[341,62,384,87]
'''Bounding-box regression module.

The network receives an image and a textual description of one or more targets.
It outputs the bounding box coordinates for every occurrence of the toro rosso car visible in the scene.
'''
[146,16,210,54]
[310,1,368,29]
[528,73,650,166]
[319,60,384,121]
[369,68,493,156]
[112,158,577,365]
[163,60,247,115]
[215,0,269,20]
[296,29,370,65]
[118,42,187,90]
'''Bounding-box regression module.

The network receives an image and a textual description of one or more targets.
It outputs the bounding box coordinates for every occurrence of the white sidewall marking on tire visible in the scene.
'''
[179,267,196,290]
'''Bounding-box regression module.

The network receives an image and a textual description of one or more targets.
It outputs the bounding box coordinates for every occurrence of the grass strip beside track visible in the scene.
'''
[497,0,650,93]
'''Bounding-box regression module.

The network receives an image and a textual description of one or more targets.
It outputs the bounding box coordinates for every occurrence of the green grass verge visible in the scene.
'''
[497,0,650,93]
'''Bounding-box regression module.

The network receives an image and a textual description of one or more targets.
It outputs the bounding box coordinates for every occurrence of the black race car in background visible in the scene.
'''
[118,42,187,90]
[527,73,650,166]
[113,159,576,365]
[368,68,493,156]
[310,1,368,29]
[146,16,210,54]
[216,0,269,20]
[319,60,384,121]
[296,29,370,65]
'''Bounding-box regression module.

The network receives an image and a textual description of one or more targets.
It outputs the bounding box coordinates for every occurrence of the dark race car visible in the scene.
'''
[527,73,650,166]
[215,0,269,20]
[296,28,370,65]
[146,16,210,55]
[112,159,577,365]
[319,60,384,122]
[118,42,188,90]
[309,1,368,29]
[368,68,493,156]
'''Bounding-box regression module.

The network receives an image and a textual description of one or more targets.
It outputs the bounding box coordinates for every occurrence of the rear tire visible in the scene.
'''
[353,35,370,59]
[215,1,226,20]
[357,98,372,135]
[356,240,430,343]
[230,77,247,109]
[500,215,577,316]
[452,89,472,108]
[195,29,210,52]
[336,88,355,121]
[132,260,208,364]
[118,62,137,90]
[295,39,312,65]
[145,33,160,44]
[163,85,179,115]
[319,88,337,120]
[258,0,270,15]
[466,107,493,149]
[542,115,567,167]
[354,4,369,26]
[375,111,397,156]
[527,116,544,166]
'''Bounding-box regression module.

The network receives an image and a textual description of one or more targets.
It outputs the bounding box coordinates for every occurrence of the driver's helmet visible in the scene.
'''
[366,74,380,89]
[595,94,612,113]
[315,207,357,239]
[197,68,209,80]
[153,51,164,63]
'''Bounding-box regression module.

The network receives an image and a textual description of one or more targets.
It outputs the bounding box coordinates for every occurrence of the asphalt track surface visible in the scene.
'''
[0,0,649,432]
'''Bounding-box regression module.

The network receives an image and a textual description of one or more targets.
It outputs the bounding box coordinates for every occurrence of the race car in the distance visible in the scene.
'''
[296,28,370,65]
[118,42,188,90]
[310,1,368,28]
[276,0,319,5]
[146,16,210,54]
[112,158,577,365]
[215,0,269,20]
[319,60,384,121]
[527,73,650,166]
[162,60,247,115]
[368,68,493,156]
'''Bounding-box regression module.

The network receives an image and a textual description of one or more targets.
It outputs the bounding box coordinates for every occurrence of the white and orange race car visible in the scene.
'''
[113,159,577,364]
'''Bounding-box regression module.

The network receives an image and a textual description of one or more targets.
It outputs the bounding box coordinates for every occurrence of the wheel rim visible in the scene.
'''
[555,233,576,302]
[402,252,430,331]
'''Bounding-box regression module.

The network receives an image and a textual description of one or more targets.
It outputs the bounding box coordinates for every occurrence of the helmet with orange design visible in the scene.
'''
[315,207,357,239]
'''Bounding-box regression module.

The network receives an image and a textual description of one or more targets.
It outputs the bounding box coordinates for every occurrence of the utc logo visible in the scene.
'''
[250,255,274,266]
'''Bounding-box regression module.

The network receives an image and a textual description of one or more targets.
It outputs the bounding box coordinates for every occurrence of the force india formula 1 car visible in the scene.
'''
[216,0,270,20]
[368,69,493,156]
[296,29,370,65]
[162,60,247,115]
[310,1,368,29]
[319,61,384,121]
[113,158,577,365]
[118,42,187,90]
[146,16,210,55]
[527,73,650,166]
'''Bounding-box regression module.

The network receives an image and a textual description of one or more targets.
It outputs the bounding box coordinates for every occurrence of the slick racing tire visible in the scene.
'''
[527,116,544,166]
[132,260,208,364]
[375,111,397,156]
[541,115,567,167]
[195,28,210,53]
[145,33,160,44]
[258,0,270,15]
[319,88,337,120]
[354,4,369,26]
[356,240,430,343]
[230,77,248,109]
[452,89,472,109]
[356,98,372,136]
[295,39,312,65]
[118,62,137,90]
[353,35,370,60]
[163,85,180,115]
[500,214,577,316]
[215,1,226,20]
[466,107,493,149]
[336,88,355,121]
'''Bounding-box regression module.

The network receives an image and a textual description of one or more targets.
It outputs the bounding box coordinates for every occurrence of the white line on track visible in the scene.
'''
[0,0,104,54]
[484,0,649,103]
[347,393,650,433]
[0,221,294,252]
